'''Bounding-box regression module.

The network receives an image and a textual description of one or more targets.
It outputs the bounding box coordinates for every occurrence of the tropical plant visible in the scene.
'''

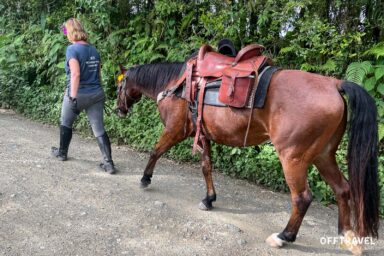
[346,43,384,142]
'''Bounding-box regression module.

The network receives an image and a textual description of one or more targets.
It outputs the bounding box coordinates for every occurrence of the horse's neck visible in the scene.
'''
[134,83,162,101]
[130,63,182,100]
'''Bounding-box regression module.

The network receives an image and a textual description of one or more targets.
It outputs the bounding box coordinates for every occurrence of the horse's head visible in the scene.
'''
[115,64,142,118]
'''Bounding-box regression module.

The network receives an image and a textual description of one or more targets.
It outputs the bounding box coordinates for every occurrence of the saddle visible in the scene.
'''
[173,43,272,153]
[185,44,270,107]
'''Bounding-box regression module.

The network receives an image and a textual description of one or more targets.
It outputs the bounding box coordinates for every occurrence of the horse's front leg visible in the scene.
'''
[141,129,187,188]
[198,137,217,210]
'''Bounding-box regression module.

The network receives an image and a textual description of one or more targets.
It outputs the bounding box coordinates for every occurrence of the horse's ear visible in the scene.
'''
[119,64,127,73]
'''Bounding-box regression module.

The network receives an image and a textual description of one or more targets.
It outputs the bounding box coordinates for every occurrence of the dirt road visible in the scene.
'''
[0,109,382,256]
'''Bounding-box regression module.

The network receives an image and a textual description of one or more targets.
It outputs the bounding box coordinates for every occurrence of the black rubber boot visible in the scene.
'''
[96,133,116,174]
[51,125,72,161]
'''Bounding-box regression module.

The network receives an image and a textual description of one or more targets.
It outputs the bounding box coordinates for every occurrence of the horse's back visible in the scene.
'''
[266,69,345,124]
[202,69,346,153]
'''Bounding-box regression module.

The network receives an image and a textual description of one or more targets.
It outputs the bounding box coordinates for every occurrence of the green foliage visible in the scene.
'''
[365,42,384,59]
[346,43,384,142]
[0,0,383,216]
[346,61,374,85]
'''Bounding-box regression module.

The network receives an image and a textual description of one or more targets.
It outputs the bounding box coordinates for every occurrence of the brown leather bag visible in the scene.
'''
[218,55,269,108]
[219,68,255,108]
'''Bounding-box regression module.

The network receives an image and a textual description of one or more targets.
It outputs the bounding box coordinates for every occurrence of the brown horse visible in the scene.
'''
[115,62,379,254]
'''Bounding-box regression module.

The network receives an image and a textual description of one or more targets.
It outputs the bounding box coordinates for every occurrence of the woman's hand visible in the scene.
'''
[69,96,80,115]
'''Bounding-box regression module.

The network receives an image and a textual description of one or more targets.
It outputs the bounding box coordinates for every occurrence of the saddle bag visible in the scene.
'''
[219,68,255,108]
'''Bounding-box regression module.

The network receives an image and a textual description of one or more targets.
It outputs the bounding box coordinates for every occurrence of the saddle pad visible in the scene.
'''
[253,66,280,108]
[200,81,226,107]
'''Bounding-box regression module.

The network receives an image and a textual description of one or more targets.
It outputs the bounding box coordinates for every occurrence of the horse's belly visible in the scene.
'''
[202,106,269,147]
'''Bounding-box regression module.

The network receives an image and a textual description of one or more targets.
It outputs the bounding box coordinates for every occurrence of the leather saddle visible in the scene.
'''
[174,42,272,154]
[184,43,271,108]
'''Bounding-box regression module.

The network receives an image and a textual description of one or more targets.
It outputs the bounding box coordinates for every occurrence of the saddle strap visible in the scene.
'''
[184,60,195,102]
[192,78,208,155]
[243,71,259,146]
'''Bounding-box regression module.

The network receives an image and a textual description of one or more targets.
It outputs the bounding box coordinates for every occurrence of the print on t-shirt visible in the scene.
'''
[86,56,99,72]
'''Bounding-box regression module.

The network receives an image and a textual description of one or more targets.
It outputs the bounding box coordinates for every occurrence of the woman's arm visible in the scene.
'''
[69,58,80,98]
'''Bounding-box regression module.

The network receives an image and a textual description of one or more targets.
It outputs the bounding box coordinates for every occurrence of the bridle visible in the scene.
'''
[116,74,140,115]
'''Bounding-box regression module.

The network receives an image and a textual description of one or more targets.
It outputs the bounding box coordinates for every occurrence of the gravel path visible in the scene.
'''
[0,109,383,256]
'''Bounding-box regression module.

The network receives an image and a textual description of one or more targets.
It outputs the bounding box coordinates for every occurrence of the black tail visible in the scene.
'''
[340,81,379,238]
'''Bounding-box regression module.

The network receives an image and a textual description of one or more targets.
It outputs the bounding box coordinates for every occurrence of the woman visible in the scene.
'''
[51,18,116,174]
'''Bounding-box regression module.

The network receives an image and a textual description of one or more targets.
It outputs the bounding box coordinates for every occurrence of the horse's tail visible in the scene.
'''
[340,81,379,238]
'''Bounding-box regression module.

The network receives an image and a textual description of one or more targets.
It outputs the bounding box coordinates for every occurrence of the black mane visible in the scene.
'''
[126,62,185,95]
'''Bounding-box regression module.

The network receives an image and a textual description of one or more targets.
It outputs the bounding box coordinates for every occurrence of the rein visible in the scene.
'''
[117,73,140,112]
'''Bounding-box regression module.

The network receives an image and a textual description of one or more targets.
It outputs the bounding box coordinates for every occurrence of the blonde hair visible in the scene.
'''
[65,18,88,42]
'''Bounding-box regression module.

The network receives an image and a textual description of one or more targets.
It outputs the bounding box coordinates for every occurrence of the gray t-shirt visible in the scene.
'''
[65,43,102,94]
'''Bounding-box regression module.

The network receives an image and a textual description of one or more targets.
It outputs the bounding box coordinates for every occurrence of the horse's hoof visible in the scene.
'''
[266,233,284,248]
[349,246,363,256]
[140,182,150,188]
[198,201,212,211]
[340,230,364,256]
[140,176,151,189]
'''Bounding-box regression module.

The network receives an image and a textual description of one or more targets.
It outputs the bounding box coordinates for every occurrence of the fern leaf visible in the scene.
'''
[360,61,374,73]
[346,62,364,84]
[346,61,373,84]
[363,42,384,59]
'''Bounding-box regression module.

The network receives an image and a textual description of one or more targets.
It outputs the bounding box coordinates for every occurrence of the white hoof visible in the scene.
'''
[266,233,284,248]
[340,230,364,256]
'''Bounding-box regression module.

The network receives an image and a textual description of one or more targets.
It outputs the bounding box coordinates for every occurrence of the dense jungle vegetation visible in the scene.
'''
[0,0,383,215]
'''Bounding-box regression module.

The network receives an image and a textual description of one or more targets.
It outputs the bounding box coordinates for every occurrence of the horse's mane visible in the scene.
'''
[127,62,185,95]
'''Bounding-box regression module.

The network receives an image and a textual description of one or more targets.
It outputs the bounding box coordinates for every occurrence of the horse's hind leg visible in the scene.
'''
[266,156,313,247]
[198,137,216,210]
[140,129,187,188]
[313,154,351,233]
[313,154,362,254]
